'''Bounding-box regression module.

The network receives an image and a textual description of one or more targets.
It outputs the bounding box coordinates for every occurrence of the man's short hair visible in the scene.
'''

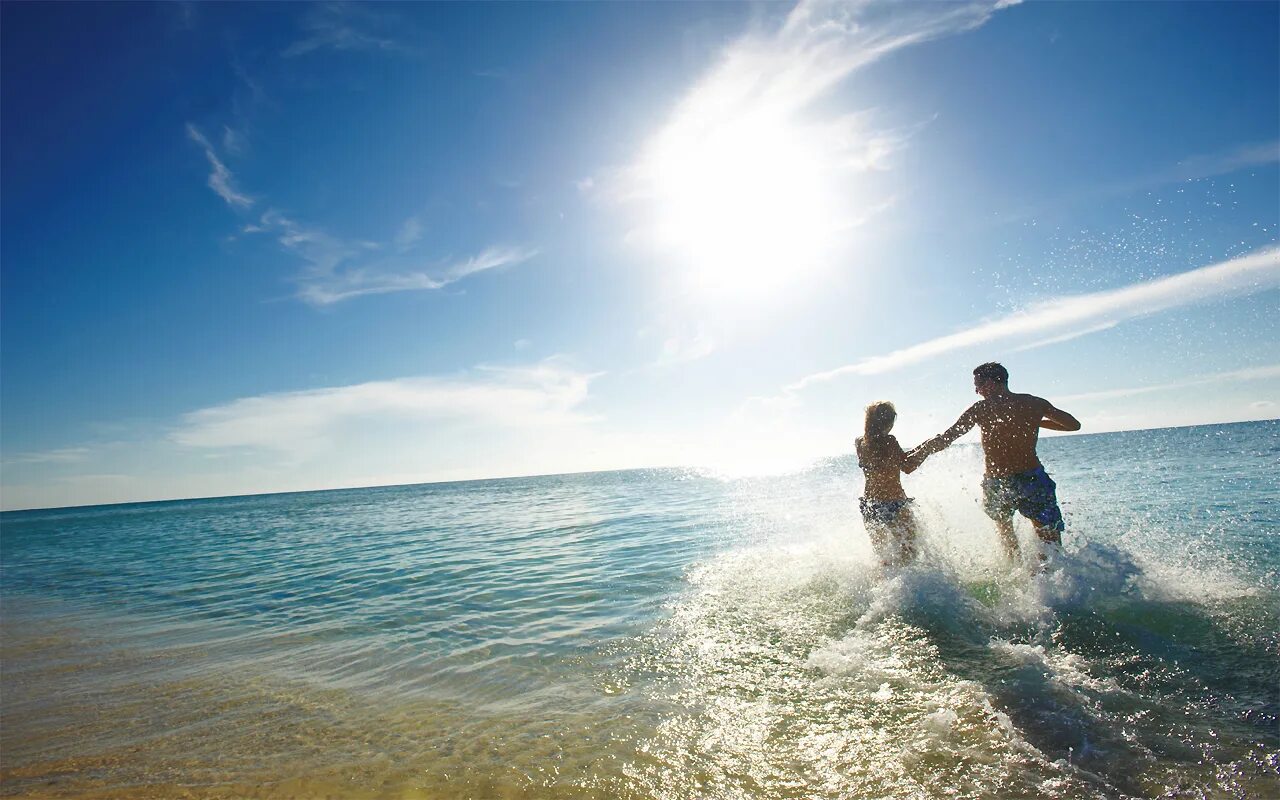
[973,362,1009,384]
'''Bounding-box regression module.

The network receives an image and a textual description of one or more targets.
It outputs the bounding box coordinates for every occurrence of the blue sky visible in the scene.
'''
[2,0,1277,510]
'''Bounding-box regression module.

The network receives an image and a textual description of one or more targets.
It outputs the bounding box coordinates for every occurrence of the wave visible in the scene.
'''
[624,515,1280,799]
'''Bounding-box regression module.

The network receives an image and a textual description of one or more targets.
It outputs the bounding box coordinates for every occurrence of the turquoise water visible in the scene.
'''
[2,421,1277,798]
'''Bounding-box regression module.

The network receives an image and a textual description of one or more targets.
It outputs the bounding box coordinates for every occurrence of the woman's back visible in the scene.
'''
[856,434,908,501]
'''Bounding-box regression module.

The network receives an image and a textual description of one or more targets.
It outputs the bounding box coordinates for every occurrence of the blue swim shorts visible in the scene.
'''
[859,497,912,527]
[981,466,1064,533]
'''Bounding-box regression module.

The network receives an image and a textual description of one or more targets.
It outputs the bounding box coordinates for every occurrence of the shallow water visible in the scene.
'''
[2,420,1277,798]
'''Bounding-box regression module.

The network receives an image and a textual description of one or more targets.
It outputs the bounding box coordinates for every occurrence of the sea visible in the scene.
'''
[2,420,1277,799]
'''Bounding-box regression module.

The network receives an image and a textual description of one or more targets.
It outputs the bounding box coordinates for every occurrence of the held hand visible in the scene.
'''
[902,446,930,474]
[912,434,948,459]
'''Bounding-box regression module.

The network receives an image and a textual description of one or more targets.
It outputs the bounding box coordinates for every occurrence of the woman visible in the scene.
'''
[855,401,928,567]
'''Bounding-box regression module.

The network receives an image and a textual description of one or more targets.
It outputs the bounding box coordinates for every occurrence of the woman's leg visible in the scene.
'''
[893,506,920,565]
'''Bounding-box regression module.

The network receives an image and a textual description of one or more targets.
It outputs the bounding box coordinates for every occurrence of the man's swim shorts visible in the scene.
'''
[859,497,912,527]
[981,466,1064,533]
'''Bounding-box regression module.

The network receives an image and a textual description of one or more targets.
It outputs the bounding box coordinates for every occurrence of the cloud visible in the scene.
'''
[394,217,423,249]
[683,0,1002,127]
[222,125,247,156]
[4,447,92,465]
[613,0,1012,290]
[1057,364,1280,404]
[626,0,1013,189]
[186,124,253,209]
[181,14,531,308]
[185,124,535,306]
[230,53,269,107]
[255,209,356,274]
[234,209,538,305]
[171,360,598,456]
[283,3,407,58]
[295,244,539,305]
[788,246,1280,391]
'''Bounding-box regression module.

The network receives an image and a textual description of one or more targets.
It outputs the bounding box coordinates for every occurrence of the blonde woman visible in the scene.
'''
[855,401,929,567]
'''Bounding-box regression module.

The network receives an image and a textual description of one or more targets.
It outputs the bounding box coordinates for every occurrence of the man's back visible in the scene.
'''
[970,392,1052,477]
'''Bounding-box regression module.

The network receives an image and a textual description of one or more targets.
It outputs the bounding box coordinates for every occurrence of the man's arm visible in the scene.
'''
[1038,400,1081,432]
[905,405,979,467]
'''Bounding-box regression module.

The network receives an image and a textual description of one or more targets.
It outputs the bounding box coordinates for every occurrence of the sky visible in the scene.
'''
[2,0,1277,511]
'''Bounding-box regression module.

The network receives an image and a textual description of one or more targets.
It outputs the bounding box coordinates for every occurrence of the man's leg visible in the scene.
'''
[1032,520,1062,546]
[983,477,1020,562]
[1026,520,1061,571]
[1021,468,1065,551]
[994,516,1019,561]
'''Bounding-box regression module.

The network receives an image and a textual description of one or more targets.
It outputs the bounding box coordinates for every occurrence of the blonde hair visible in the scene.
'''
[863,401,896,439]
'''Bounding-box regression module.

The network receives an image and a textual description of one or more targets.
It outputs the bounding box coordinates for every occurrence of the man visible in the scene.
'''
[909,362,1081,561]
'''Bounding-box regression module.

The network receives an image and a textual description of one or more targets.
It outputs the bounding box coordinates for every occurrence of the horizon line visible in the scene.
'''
[3,417,1273,514]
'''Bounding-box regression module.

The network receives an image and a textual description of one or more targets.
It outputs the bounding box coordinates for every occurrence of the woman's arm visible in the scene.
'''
[902,443,928,474]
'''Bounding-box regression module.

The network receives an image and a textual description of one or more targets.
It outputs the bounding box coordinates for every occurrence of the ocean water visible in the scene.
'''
[2,420,1277,799]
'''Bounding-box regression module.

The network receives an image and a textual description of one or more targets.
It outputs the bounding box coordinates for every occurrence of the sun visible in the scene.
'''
[640,108,845,304]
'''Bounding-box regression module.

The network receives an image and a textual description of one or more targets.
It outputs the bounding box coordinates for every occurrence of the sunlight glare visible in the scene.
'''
[643,109,845,303]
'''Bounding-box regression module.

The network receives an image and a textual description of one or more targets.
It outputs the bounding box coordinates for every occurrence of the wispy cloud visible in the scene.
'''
[221,125,247,156]
[186,123,253,209]
[622,0,1015,195]
[251,209,537,304]
[3,446,92,466]
[663,0,1003,139]
[254,209,358,275]
[186,41,534,308]
[1058,364,1280,403]
[187,168,535,305]
[295,244,539,305]
[283,3,407,58]
[170,360,598,456]
[613,0,1013,291]
[788,246,1280,391]
[230,52,269,107]
[394,216,423,250]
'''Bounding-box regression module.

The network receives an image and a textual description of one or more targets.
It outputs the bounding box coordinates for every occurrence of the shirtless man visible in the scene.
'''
[909,362,1081,561]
